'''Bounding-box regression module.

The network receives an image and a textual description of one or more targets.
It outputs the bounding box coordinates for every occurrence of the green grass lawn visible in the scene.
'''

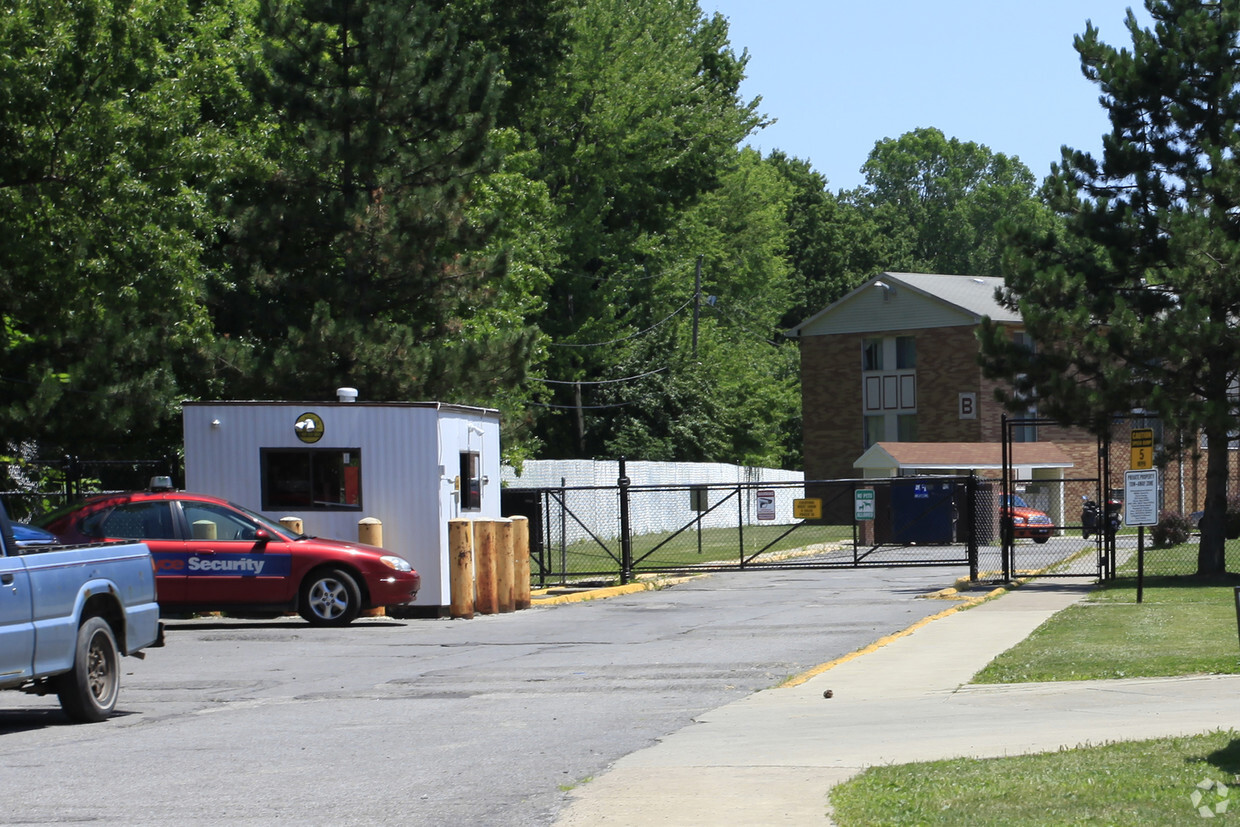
[972,572,1240,683]
[830,540,1240,825]
[830,731,1240,826]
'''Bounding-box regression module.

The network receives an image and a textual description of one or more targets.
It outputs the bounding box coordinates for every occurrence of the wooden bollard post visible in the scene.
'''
[358,517,383,547]
[358,518,385,616]
[496,518,515,613]
[449,519,475,619]
[474,519,499,615]
[512,516,531,610]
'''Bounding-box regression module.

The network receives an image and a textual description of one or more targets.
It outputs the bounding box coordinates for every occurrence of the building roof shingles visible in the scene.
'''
[867,442,1075,469]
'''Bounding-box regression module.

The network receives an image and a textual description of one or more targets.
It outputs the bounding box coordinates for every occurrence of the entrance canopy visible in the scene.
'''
[854,442,1075,477]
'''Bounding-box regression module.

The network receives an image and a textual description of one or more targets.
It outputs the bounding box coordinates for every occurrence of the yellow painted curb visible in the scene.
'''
[531,576,698,605]
[778,585,1009,689]
[923,587,967,600]
[776,560,1077,691]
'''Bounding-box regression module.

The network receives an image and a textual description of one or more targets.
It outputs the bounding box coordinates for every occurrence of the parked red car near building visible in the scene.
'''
[37,485,419,626]
[1001,494,1055,544]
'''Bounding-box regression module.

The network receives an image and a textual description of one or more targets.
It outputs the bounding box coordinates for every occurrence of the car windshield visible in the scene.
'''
[227,500,307,539]
[1004,495,1031,508]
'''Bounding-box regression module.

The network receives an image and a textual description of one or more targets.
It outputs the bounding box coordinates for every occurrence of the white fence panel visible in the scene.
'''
[502,460,804,544]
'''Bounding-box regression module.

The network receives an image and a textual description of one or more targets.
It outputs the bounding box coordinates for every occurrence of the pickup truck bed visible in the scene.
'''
[0,505,162,722]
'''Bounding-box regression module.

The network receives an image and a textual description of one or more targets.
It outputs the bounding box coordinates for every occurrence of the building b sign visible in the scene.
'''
[958,392,977,420]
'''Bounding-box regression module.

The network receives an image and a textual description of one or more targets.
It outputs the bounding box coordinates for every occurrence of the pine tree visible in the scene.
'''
[982,0,1240,575]
[223,0,530,404]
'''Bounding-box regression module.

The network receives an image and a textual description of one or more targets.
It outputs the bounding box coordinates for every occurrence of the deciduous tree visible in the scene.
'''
[0,0,238,456]
[523,0,762,457]
[850,127,1041,278]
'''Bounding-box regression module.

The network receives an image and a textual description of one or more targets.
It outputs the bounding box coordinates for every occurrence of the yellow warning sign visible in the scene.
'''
[1130,428,1154,470]
[793,498,822,520]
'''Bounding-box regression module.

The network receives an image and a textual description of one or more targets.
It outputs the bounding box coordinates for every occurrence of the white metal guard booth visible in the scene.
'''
[182,398,502,615]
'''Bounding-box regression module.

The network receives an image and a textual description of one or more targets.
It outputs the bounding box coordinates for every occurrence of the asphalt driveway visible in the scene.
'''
[0,565,960,825]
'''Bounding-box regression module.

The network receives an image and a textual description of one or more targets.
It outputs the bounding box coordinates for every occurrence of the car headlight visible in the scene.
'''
[379,555,412,572]
[1011,516,1026,526]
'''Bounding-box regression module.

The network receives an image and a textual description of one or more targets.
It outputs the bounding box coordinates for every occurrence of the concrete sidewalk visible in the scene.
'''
[554,577,1240,826]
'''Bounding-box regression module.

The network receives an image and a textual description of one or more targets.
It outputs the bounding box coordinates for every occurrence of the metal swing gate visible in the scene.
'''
[1000,415,1113,581]
[505,460,984,588]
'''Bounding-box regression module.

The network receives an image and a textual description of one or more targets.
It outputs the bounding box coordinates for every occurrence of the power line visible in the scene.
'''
[703,300,784,346]
[548,296,694,348]
[529,400,638,410]
[559,265,664,285]
[533,368,667,386]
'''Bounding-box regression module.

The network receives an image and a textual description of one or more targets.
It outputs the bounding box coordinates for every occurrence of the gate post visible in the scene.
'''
[63,454,77,502]
[1000,415,1012,582]
[967,473,979,582]
[618,457,632,585]
[558,477,568,587]
[1101,426,1115,581]
[737,484,746,568]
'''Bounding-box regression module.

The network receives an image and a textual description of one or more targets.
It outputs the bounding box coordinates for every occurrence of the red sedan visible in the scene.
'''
[38,489,419,626]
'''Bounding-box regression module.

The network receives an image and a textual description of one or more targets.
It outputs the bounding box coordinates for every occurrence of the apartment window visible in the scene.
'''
[862,336,917,446]
[1010,331,1038,441]
[1011,415,1038,443]
[895,336,916,369]
[897,414,919,441]
[862,338,884,371]
[864,415,886,449]
[262,448,362,510]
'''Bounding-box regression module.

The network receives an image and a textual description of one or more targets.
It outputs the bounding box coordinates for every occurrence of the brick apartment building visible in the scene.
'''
[788,272,1209,520]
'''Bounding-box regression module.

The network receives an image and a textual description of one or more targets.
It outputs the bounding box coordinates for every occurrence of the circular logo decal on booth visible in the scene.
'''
[294,412,324,443]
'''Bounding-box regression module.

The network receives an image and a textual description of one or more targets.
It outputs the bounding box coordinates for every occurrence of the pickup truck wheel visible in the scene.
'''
[57,617,120,723]
[299,568,361,627]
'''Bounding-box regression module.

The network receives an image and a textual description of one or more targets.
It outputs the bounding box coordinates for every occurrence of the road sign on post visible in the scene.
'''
[1131,428,1155,470]
[1125,469,1159,527]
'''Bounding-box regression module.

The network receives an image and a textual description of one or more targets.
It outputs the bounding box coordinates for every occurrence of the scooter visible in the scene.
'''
[1081,495,1122,539]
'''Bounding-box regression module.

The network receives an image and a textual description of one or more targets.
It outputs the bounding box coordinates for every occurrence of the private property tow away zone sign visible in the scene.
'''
[1125,469,1159,527]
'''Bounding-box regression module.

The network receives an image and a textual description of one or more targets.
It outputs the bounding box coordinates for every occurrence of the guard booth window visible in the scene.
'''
[460,451,481,511]
[262,449,362,510]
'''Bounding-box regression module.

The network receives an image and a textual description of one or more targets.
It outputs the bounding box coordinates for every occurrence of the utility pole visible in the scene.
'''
[692,255,702,357]
[574,381,586,455]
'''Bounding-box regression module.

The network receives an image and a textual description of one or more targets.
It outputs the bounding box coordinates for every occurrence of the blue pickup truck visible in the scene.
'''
[0,499,162,722]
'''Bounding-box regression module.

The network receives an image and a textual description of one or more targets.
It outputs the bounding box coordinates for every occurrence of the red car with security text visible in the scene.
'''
[37,485,419,626]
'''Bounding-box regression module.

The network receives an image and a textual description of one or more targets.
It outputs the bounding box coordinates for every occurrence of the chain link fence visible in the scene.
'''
[507,471,990,587]
[0,455,179,523]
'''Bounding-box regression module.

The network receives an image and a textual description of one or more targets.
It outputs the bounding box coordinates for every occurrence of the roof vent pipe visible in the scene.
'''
[337,387,358,403]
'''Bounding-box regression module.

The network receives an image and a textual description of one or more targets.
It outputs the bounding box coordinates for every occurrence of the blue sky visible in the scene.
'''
[703,1,1153,191]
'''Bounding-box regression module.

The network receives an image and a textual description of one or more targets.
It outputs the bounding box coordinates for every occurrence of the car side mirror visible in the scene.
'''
[254,529,270,546]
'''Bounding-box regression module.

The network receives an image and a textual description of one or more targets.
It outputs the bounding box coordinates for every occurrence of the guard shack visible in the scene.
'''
[182,393,501,615]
